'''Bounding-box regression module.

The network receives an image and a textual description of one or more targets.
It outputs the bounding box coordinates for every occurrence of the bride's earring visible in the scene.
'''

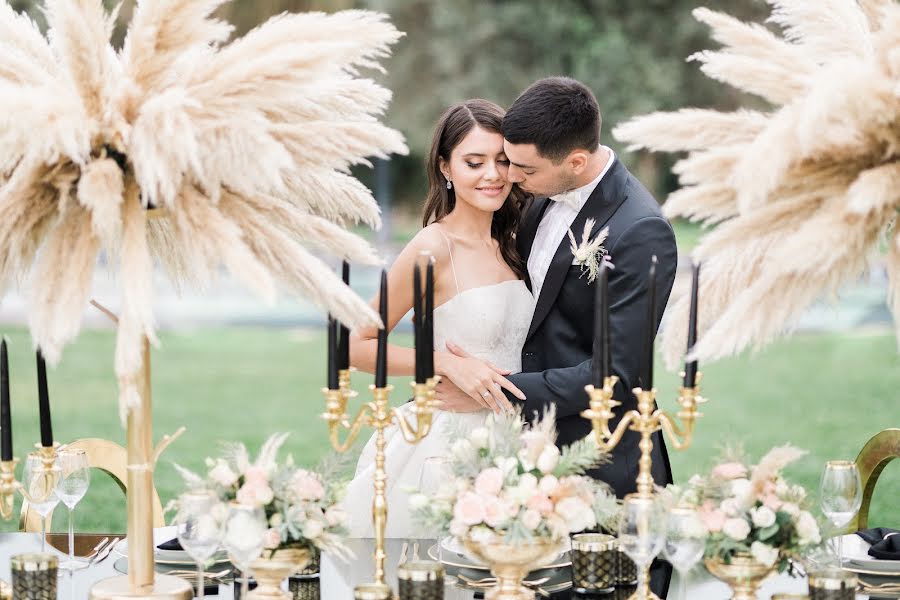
[446,179,452,190]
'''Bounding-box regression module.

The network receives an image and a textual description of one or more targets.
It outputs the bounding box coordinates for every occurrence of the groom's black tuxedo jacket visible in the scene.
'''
[506,158,678,498]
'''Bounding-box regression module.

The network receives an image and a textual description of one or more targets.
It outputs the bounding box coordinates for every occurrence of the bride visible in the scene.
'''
[344,99,535,538]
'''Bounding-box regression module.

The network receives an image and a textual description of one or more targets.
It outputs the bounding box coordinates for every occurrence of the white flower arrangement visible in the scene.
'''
[410,407,621,546]
[665,445,823,572]
[173,433,351,558]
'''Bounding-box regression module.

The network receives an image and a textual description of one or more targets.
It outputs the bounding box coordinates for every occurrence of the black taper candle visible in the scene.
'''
[1,339,12,461]
[683,261,701,388]
[36,349,52,447]
[424,259,435,379]
[375,270,388,388]
[591,264,610,387]
[413,262,424,384]
[641,256,658,390]
[338,261,350,371]
[327,315,338,390]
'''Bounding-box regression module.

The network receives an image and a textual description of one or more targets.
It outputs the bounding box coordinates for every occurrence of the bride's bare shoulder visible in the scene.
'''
[401,223,451,263]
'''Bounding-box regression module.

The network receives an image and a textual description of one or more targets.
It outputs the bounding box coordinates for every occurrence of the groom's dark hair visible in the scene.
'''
[502,77,601,163]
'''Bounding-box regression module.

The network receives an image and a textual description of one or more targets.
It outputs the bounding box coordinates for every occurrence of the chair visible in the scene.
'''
[848,428,900,531]
[19,438,165,534]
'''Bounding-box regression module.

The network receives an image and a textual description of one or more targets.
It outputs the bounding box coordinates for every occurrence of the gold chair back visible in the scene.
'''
[848,428,900,531]
[19,438,165,532]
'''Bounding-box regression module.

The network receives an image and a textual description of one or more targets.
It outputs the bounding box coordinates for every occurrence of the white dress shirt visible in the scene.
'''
[527,147,616,301]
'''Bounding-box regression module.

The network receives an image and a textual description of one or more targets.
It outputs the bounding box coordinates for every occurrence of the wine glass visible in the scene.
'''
[819,460,862,567]
[55,448,91,570]
[22,452,61,553]
[664,506,707,600]
[176,490,223,598]
[619,494,666,600]
[418,457,453,557]
[222,503,266,599]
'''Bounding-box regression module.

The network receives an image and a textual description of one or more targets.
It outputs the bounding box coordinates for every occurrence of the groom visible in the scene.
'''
[443,76,678,498]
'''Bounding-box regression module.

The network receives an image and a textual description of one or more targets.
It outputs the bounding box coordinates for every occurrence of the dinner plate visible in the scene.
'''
[841,534,900,574]
[430,537,571,571]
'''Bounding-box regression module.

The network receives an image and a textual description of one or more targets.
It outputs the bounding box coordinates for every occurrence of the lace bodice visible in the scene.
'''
[432,280,534,373]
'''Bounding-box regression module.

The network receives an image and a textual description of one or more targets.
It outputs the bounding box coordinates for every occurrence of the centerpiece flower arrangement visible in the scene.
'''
[410,407,621,546]
[174,433,351,559]
[666,445,822,574]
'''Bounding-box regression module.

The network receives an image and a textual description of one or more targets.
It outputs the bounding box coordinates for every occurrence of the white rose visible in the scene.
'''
[536,445,560,475]
[409,493,429,510]
[775,479,789,496]
[750,506,776,528]
[781,502,800,517]
[688,474,704,487]
[210,460,238,487]
[554,497,596,534]
[750,541,779,567]
[731,478,753,506]
[795,511,821,545]
[722,518,751,541]
[470,427,490,449]
[791,485,807,500]
[521,509,542,531]
[539,475,559,496]
[494,456,519,476]
[721,498,741,517]
[269,513,283,528]
[325,507,347,528]
[301,519,325,540]
[518,473,538,495]
[452,439,474,461]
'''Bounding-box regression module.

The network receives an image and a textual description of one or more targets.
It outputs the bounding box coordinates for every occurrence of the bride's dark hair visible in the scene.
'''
[422,99,529,279]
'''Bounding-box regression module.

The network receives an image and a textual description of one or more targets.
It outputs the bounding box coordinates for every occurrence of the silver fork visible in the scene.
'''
[411,541,420,562]
[90,537,120,566]
[83,537,109,561]
[397,541,409,568]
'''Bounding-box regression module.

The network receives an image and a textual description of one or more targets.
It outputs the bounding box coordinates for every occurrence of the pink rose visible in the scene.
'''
[711,462,747,480]
[698,501,726,533]
[527,494,554,515]
[475,468,504,497]
[454,492,486,526]
[236,481,274,507]
[763,493,782,511]
[244,465,268,487]
[292,471,325,501]
[483,496,508,528]
[263,528,281,549]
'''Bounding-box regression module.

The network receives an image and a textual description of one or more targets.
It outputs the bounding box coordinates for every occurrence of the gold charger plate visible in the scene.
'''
[427,543,572,571]
[842,565,900,577]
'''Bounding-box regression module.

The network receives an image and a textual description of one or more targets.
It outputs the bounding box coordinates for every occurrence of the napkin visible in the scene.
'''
[856,528,900,560]
[157,538,183,551]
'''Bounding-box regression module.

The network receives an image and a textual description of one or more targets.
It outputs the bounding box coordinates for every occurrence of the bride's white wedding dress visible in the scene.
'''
[343,237,535,538]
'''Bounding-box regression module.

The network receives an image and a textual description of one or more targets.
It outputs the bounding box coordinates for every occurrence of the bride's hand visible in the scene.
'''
[434,343,525,413]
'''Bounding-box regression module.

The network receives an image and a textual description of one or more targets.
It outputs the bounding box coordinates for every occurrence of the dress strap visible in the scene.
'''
[435,226,461,295]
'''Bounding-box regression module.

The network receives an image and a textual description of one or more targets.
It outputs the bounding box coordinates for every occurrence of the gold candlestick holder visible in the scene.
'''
[322,368,438,597]
[0,443,60,522]
[580,373,707,600]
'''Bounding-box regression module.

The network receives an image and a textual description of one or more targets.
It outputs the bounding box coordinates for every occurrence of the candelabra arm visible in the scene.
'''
[395,381,435,443]
[0,459,18,521]
[598,411,639,452]
[329,404,372,454]
[656,412,694,451]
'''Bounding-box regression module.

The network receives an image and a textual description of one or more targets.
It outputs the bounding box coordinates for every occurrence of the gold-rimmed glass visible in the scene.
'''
[819,460,861,567]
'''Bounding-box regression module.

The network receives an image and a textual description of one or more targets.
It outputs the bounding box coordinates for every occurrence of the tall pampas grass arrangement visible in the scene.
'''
[0,0,407,420]
[613,0,900,369]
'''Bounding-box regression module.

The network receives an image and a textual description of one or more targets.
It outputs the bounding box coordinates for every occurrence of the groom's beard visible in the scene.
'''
[531,172,577,199]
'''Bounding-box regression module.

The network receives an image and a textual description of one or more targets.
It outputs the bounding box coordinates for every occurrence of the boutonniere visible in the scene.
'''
[568,218,613,283]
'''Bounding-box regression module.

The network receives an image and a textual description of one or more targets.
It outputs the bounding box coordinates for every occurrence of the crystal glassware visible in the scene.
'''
[819,460,862,567]
[22,453,61,553]
[176,490,223,598]
[664,506,706,600]
[55,448,90,570]
[619,494,666,600]
[222,503,266,600]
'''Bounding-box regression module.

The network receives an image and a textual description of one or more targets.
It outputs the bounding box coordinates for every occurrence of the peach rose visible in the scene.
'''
[483,496,508,528]
[711,462,747,480]
[527,493,554,515]
[698,501,726,533]
[475,468,504,497]
[292,471,325,501]
[454,492,486,526]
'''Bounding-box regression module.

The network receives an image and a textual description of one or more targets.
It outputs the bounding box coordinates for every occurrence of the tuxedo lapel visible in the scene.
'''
[517,196,551,291]
[525,160,630,342]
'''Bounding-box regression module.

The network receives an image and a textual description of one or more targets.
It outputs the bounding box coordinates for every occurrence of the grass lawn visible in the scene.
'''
[0,325,896,535]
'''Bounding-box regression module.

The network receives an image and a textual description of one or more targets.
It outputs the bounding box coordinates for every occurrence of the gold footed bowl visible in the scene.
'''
[248,548,311,600]
[462,536,562,600]
[704,553,777,600]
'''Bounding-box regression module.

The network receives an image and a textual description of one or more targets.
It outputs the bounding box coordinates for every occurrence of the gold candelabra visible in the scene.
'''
[581,373,707,600]
[322,369,438,598]
[0,443,60,522]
